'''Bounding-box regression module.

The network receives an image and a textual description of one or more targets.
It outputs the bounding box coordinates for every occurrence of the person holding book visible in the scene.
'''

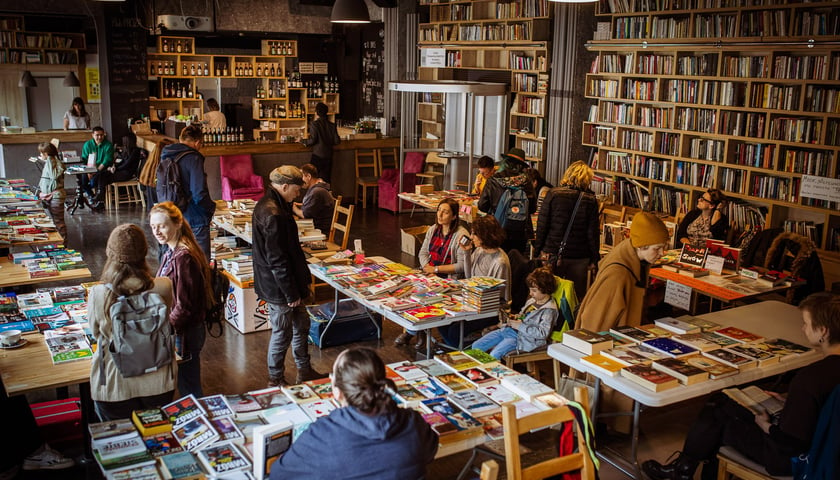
[471,267,559,360]
[292,163,334,235]
[89,224,176,421]
[36,142,66,242]
[533,160,600,302]
[395,197,469,349]
[643,292,840,480]
[576,211,670,332]
[149,202,213,398]
[270,347,438,479]
[675,188,728,248]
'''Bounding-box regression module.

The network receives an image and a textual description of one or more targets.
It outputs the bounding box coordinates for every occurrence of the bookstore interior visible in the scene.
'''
[1,0,839,479]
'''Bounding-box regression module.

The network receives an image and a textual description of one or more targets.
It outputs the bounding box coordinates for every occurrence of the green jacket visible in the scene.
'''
[82,138,114,168]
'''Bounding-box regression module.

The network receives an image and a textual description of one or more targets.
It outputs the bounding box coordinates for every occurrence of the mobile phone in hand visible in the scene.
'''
[459,236,472,247]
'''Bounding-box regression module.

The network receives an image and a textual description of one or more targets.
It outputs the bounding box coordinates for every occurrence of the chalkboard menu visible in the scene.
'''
[105,4,149,141]
[360,27,384,118]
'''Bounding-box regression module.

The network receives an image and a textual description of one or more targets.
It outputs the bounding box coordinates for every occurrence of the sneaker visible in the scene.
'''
[22,444,74,471]
[268,376,288,388]
[296,367,327,384]
[394,332,414,346]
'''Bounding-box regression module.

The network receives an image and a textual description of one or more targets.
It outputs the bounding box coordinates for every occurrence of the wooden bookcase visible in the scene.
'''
[585,0,840,265]
[0,15,85,65]
[417,0,553,162]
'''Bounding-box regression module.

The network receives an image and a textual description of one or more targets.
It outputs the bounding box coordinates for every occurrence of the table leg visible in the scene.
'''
[458,320,465,350]
[630,400,643,479]
[318,288,342,347]
[78,382,95,463]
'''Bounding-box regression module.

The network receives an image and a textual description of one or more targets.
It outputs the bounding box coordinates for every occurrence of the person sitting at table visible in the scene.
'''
[675,188,728,248]
[292,163,334,235]
[80,126,114,204]
[642,292,840,480]
[91,133,144,208]
[89,224,176,421]
[471,155,497,196]
[395,197,469,349]
[270,347,438,480]
[36,142,67,242]
[471,267,558,360]
[438,215,512,348]
[575,211,670,332]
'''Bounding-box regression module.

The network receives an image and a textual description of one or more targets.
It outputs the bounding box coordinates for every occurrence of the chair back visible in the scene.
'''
[355,149,380,178]
[220,154,256,184]
[404,152,426,174]
[378,147,398,171]
[329,201,355,250]
[502,386,595,480]
[480,460,499,480]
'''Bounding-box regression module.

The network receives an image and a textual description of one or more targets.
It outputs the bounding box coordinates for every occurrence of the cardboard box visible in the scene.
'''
[415,184,434,195]
[401,225,430,256]
[225,282,271,334]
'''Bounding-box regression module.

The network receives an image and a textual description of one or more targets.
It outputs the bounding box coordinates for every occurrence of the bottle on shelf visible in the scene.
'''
[203,63,209,76]
[175,40,182,53]
[190,63,196,76]
[162,39,169,53]
[269,64,276,77]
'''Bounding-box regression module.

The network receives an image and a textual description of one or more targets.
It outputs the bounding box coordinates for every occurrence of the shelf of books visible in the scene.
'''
[417,0,553,162]
[0,15,85,66]
[585,0,840,272]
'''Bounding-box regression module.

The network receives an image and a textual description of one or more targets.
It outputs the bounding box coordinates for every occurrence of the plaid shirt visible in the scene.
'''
[427,225,455,266]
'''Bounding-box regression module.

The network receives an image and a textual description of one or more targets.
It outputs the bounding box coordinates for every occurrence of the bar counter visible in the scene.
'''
[136,133,400,202]
[0,131,92,183]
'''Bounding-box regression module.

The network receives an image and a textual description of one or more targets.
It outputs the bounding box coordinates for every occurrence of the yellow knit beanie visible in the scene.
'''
[630,212,669,247]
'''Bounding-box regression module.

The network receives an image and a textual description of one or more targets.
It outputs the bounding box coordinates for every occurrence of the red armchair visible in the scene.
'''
[378,152,425,212]
[220,154,264,201]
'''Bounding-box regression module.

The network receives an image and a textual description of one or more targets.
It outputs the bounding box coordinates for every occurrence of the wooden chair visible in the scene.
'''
[503,386,596,480]
[505,347,562,388]
[377,147,398,171]
[480,460,499,480]
[106,179,146,210]
[716,446,790,480]
[355,149,380,208]
[310,199,355,296]
[416,151,447,190]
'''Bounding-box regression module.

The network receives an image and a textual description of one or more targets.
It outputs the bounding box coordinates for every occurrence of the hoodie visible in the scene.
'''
[300,180,335,235]
[271,405,439,480]
[158,142,215,228]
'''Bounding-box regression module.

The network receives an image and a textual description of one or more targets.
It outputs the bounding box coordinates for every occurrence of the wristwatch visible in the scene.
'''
[434,266,439,274]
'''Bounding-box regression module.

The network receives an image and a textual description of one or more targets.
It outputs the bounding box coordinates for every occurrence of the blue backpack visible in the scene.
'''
[494,186,529,229]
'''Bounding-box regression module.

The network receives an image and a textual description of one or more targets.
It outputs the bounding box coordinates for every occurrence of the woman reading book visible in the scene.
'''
[395,198,469,350]
[270,347,438,480]
[643,292,840,480]
[675,188,728,248]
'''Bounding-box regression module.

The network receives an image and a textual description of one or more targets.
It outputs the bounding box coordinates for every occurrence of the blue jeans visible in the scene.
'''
[267,302,311,381]
[471,326,519,360]
[192,224,211,262]
[177,322,206,398]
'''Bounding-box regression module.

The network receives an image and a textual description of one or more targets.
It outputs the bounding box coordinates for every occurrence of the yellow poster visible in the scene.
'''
[86,67,101,103]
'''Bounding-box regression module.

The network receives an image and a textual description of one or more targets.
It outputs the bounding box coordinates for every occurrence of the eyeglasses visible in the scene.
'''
[698,197,712,203]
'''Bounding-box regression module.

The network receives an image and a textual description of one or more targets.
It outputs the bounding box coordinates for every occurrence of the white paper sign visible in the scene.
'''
[420,48,446,68]
[298,62,314,74]
[704,255,725,275]
[313,62,328,74]
[664,280,692,311]
[801,175,840,203]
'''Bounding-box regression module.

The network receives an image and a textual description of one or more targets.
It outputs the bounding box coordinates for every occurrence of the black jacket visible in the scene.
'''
[675,208,729,246]
[533,186,600,264]
[252,186,311,305]
[477,171,537,235]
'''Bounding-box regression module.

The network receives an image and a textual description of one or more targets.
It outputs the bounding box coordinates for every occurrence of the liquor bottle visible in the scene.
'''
[203,63,209,76]
[270,42,276,55]
[187,85,193,98]
[270,64,275,77]
[184,41,191,53]
[182,63,187,76]
[257,65,262,77]
[249,63,254,76]
[223,63,229,76]
[162,38,169,53]
[175,40,182,53]
[156,62,162,75]
[215,63,221,76]
[190,63,196,76]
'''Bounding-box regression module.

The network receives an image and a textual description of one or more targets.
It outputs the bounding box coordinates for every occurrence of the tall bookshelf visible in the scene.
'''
[585,0,840,263]
[417,0,552,162]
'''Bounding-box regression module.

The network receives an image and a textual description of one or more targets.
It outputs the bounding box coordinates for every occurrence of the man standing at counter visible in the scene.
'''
[158,124,216,261]
[301,102,340,183]
[80,127,114,203]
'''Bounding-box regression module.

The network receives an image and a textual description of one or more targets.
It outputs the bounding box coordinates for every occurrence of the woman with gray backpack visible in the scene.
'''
[89,224,176,421]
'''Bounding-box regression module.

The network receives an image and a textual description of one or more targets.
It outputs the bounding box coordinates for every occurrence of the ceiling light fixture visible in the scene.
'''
[331,0,371,23]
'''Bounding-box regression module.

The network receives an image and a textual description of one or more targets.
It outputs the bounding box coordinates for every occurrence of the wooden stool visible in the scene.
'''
[106,180,146,210]
[717,446,791,480]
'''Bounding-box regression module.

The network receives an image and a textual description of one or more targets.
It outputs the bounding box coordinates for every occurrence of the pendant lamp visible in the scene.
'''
[19,70,37,87]
[331,0,371,23]
[63,71,81,87]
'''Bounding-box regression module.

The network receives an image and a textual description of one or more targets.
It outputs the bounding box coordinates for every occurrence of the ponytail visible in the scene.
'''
[333,348,397,416]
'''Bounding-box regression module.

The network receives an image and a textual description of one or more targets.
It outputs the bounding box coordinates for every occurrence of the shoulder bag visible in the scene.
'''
[552,191,584,269]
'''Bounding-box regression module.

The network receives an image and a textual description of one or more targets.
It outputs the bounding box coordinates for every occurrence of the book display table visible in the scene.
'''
[548,301,820,479]
[0,256,91,288]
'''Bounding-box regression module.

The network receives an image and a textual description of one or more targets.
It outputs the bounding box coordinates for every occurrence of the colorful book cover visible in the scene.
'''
[199,394,234,418]
[715,326,763,343]
[304,378,334,399]
[387,361,429,381]
[142,432,183,457]
[281,384,319,404]
[196,441,251,476]
[642,337,698,358]
[171,415,219,452]
[131,408,171,437]
[211,416,245,444]
[162,395,206,427]
[460,367,499,387]
[435,351,480,371]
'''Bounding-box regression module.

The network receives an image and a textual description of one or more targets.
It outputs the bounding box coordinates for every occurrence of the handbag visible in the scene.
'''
[552,191,584,269]
[556,372,596,412]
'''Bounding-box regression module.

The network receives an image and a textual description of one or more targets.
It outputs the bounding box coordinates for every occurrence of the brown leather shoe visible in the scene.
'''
[414,331,427,351]
[394,332,414,346]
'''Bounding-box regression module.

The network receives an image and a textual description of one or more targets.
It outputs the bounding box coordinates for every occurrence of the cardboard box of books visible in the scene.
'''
[224,283,271,334]
[401,226,429,256]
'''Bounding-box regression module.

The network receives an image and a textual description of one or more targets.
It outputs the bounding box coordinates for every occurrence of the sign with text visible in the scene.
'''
[705,255,725,275]
[664,280,692,311]
[313,62,328,74]
[420,48,446,68]
[801,175,840,203]
[298,62,314,74]
[679,244,708,267]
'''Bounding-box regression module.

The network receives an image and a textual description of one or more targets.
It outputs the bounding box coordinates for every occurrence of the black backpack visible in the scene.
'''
[206,260,229,338]
[156,150,191,211]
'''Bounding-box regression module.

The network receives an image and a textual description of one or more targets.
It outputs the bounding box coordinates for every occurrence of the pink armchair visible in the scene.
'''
[220,154,264,201]
[378,152,425,212]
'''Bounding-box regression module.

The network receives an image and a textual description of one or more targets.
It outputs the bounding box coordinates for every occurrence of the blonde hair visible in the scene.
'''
[560,161,594,190]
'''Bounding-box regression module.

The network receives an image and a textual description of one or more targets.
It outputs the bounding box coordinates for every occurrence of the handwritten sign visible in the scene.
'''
[801,175,840,203]
[679,244,708,267]
[313,62,328,74]
[705,255,725,275]
[420,48,446,68]
[299,62,314,74]
[664,280,692,311]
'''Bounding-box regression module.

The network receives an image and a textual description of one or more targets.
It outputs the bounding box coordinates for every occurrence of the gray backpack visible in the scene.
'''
[103,284,173,381]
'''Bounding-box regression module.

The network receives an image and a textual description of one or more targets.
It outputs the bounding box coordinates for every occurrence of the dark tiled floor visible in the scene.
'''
[15,201,702,479]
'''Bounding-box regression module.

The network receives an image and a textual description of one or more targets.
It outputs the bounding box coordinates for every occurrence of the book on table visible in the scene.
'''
[387,361,429,381]
[637,324,674,337]
[172,415,219,452]
[198,394,234,419]
[620,365,680,392]
[654,316,701,335]
[600,346,654,366]
[671,333,724,352]
[714,326,764,343]
[561,329,613,355]
[106,462,161,480]
[252,421,293,480]
[702,348,757,370]
[250,386,294,409]
[683,355,738,379]
[162,395,207,427]
[435,351,480,372]
[89,418,139,445]
[762,338,812,358]
[581,354,626,377]
[434,372,475,393]
[142,431,183,458]
[281,384,320,404]
[259,403,311,442]
[224,393,264,420]
[651,358,710,385]
[722,385,785,416]
[642,337,699,358]
[131,408,171,437]
[406,377,450,399]
[500,374,553,401]
[726,344,780,367]
[460,367,499,387]
[621,343,669,362]
[211,416,245,444]
[304,378,334,399]
[478,384,521,405]
[448,389,501,417]
[678,315,721,333]
[196,441,251,477]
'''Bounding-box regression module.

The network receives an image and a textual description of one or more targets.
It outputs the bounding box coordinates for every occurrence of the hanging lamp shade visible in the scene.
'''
[19,70,37,87]
[63,71,81,87]
[331,0,371,23]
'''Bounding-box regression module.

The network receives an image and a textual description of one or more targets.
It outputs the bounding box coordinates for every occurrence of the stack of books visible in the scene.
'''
[460,277,505,312]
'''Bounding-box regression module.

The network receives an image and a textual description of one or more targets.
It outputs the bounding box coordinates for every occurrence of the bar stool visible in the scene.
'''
[106,179,146,210]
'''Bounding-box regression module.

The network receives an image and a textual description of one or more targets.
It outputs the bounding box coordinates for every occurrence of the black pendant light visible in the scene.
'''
[63,71,81,87]
[331,0,371,23]
[19,70,37,87]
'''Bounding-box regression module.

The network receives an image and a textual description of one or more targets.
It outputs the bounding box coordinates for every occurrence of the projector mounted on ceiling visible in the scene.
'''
[157,15,213,32]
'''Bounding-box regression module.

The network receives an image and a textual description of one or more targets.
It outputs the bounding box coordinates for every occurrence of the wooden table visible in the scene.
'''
[0,257,91,288]
[548,301,819,479]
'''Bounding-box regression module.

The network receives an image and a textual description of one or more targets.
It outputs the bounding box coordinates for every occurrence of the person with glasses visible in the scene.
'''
[676,188,728,248]
[270,348,438,479]
[576,212,670,332]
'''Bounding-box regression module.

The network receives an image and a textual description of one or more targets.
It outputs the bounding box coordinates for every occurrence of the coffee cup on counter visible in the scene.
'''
[0,329,22,347]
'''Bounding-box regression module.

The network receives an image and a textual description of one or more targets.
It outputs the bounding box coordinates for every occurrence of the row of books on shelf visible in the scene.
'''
[562,317,811,392]
[89,349,564,479]
[13,245,87,278]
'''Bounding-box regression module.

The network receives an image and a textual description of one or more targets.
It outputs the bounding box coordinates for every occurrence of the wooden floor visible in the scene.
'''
[14,201,699,479]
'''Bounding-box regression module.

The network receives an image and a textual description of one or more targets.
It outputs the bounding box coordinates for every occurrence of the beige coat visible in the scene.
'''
[89,277,176,402]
